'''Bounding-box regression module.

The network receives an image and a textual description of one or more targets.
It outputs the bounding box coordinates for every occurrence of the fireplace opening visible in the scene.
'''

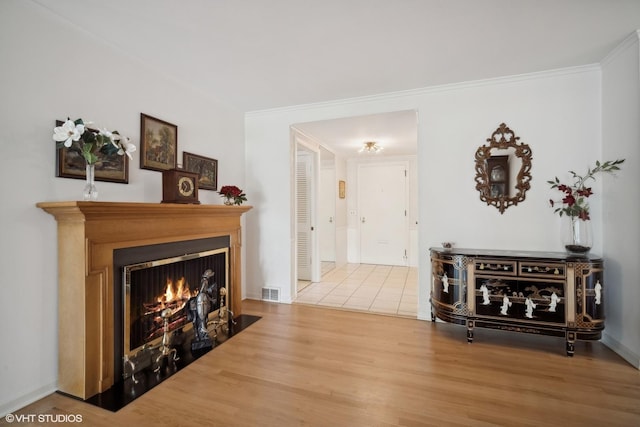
[113,236,230,381]
[123,248,228,358]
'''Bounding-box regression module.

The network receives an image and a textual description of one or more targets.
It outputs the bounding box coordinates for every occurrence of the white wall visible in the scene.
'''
[601,31,640,368]
[335,154,349,267]
[0,1,245,415]
[246,55,640,369]
[245,66,605,329]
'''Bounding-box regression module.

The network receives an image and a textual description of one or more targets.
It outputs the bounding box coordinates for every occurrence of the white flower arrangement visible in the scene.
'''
[53,118,136,165]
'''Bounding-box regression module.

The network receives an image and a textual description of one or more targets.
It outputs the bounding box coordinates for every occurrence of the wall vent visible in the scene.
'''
[261,287,280,302]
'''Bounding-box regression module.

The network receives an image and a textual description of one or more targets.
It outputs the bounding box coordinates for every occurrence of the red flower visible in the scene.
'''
[548,159,625,222]
[219,185,242,197]
[577,187,593,197]
[218,185,248,205]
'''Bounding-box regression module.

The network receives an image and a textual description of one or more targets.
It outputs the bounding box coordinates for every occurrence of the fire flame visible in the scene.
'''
[157,277,193,306]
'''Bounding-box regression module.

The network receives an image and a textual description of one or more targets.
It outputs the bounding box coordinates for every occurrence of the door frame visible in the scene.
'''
[291,128,322,292]
[319,147,337,263]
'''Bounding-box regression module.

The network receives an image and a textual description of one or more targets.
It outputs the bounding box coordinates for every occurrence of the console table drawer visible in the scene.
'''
[474,259,516,275]
[518,261,566,278]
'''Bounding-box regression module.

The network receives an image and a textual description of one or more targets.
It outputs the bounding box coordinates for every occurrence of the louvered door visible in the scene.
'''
[297,153,312,280]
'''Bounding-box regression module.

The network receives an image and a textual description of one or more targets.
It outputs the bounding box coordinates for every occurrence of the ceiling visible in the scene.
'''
[32,0,640,157]
[293,110,418,158]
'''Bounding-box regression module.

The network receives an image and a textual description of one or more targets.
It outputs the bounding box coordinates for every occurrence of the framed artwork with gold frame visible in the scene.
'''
[140,113,177,172]
[339,180,346,198]
[182,151,218,191]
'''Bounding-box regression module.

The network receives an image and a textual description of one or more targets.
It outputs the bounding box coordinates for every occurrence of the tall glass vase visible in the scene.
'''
[83,163,98,201]
[562,216,592,255]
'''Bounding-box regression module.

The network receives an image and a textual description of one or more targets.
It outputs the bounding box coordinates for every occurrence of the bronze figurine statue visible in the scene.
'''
[186,269,217,350]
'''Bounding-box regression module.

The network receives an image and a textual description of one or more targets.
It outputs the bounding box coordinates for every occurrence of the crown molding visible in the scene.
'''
[246,64,601,118]
[601,30,640,67]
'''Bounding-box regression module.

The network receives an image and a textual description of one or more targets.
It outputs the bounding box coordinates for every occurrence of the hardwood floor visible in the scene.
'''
[4,300,640,426]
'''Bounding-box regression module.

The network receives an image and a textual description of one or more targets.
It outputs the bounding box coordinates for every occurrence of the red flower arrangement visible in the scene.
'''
[548,159,624,220]
[218,185,247,206]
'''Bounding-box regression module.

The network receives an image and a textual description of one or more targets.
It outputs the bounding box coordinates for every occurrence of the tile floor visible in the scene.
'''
[294,263,418,318]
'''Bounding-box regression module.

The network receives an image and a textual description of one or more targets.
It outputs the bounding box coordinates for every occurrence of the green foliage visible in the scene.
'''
[548,159,625,220]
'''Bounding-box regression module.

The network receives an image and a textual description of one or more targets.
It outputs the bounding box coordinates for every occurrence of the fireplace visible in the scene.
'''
[37,201,251,399]
[123,249,228,357]
[114,237,230,380]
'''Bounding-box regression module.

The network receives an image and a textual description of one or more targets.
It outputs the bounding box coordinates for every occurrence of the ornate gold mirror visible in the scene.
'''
[475,123,532,214]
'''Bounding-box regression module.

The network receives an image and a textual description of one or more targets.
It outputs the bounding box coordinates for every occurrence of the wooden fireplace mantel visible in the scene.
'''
[37,201,252,400]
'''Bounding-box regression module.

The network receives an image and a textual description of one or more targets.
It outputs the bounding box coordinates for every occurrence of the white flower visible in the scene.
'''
[117,137,137,159]
[109,133,122,151]
[98,128,115,140]
[53,119,85,147]
[53,117,137,165]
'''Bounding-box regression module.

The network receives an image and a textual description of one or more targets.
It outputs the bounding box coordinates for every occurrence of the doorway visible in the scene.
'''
[291,110,418,315]
[319,146,336,274]
[294,130,333,291]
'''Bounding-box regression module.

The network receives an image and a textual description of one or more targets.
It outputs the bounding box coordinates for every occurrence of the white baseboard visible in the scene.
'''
[601,333,640,370]
[0,382,57,418]
[417,311,431,321]
[245,293,292,304]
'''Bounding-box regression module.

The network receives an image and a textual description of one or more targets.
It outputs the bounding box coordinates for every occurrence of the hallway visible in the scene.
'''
[294,264,418,317]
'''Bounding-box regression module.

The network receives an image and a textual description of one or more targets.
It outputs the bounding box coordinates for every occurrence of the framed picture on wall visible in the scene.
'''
[182,151,218,191]
[55,120,129,183]
[339,180,346,198]
[139,113,178,171]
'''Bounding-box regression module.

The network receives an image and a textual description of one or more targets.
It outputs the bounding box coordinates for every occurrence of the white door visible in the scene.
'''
[319,166,336,262]
[296,151,313,280]
[358,162,408,266]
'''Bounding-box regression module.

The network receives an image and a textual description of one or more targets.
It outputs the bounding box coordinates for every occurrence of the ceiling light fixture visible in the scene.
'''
[359,141,383,154]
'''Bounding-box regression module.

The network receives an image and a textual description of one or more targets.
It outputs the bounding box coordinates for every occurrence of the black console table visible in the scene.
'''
[430,248,604,356]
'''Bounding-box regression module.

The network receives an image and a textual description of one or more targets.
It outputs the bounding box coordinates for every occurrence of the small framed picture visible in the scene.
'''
[140,113,177,171]
[55,120,129,183]
[339,180,346,198]
[182,151,218,191]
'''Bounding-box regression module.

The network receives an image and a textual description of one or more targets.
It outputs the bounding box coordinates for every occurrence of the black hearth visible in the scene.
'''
[83,314,260,412]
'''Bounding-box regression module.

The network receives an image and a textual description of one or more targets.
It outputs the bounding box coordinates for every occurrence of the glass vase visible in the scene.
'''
[83,163,98,201]
[562,216,592,255]
[223,197,234,206]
